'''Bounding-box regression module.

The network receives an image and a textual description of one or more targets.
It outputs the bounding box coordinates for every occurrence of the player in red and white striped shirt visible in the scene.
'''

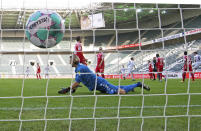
[182,51,194,82]
[74,36,87,65]
[95,47,105,78]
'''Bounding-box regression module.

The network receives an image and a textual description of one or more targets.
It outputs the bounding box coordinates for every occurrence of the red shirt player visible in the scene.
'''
[74,36,87,65]
[156,54,164,81]
[36,63,41,79]
[95,47,105,78]
[148,60,154,80]
[182,51,194,82]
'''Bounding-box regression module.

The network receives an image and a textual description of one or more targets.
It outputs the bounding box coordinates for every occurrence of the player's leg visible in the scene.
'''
[125,68,132,79]
[121,73,126,80]
[156,68,160,81]
[149,69,153,80]
[119,82,150,93]
[149,71,153,80]
[100,68,105,78]
[45,73,48,79]
[95,67,99,76]
[157,72,160,81]
[190,72,195,81]
[95,80,127,94]
[131,70,135,81]
[182,71,186,82]
[151,71,154,80]
[153,73,156,80]
[39,72,41,79]
[95,78,150,94]
[189,65,195,81]
[181,65,186,82]
[101,74,105,78]
[149,73,152,80]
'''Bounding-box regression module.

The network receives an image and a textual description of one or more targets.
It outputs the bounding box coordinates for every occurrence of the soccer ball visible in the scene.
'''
[26,10,65,48]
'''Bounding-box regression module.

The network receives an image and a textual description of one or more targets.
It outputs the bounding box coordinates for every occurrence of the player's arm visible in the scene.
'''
[71,82,80,90]
[58,82,80,94]
[69,72,83,93]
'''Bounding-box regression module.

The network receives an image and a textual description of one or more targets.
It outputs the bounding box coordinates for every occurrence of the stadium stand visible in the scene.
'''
[1,22,201,76]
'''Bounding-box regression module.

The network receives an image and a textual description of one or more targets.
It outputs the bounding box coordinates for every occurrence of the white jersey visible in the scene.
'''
[194,54,201,63]
[127,60,135,69]
[44,66,50,74]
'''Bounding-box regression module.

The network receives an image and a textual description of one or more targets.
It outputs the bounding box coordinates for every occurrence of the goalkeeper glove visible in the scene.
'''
[58,87,76,94]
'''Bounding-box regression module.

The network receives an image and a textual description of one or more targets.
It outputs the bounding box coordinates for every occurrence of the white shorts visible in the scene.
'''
[127,68,134,74]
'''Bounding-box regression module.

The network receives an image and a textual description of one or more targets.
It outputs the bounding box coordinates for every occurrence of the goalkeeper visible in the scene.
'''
[58,54,150,94]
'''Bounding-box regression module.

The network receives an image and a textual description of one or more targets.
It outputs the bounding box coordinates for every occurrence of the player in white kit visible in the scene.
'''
[125,57,135,81]
[44,64,50,79]
[25,66,30,78]
[120,65,126,80]
[192,52,201,71]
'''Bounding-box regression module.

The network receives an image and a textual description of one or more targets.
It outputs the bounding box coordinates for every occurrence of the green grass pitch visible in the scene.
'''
[0,78,201,131]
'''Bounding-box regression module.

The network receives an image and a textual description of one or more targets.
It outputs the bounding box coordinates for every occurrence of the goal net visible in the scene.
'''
[0,1,201,131]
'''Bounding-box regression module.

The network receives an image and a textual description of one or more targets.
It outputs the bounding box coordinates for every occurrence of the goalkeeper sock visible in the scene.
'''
[119,82,141,93]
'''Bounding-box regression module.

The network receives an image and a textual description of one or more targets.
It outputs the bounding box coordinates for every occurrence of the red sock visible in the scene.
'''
[149,74,152,79]
[101,74,105,78]
[191,73,195,81]
[182,72,186,81]
[153,74,156,80]
[160,73,162,80]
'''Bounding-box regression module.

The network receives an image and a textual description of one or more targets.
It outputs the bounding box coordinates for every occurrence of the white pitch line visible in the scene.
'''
[0,105,200,111]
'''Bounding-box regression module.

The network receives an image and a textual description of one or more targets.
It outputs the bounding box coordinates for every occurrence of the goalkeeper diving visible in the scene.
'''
[58,54,150,94]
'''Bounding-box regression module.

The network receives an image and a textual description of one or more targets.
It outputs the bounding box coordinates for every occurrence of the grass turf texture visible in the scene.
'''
[0,78,201,131]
